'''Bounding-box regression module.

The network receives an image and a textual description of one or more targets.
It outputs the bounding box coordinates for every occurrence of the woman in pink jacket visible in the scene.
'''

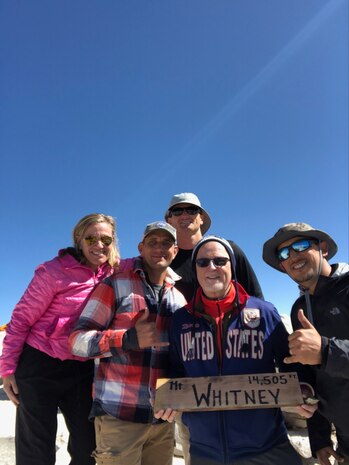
[0,213,120,465]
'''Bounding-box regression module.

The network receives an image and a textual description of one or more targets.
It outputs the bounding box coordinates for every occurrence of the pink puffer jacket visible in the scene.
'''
[0,250,114,377]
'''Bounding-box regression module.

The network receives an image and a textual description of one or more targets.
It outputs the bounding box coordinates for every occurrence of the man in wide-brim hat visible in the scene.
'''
[263,222,349,465]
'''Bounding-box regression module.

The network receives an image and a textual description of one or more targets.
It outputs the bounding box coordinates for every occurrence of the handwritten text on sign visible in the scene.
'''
[154,372,303,412]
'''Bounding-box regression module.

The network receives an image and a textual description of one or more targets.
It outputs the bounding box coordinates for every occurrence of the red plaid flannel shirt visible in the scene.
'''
[70,257,186,423]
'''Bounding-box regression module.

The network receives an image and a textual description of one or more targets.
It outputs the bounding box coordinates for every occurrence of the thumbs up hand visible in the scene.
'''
[135,308,170,349]
[284,309,322,365]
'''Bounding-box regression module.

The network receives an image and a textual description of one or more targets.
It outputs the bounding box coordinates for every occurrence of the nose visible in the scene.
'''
[207,260,218,269]
[289,248,299,259]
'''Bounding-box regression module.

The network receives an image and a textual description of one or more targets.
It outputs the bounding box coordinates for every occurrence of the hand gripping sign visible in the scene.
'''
[154,372,304,412]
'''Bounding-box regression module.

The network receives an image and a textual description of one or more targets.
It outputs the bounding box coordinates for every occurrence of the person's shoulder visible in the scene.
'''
[173,303,192,319]
[110,257,141,279]
[118,257,137,273]
[174,248,193,263]
[170,287,187,308]
[35,252,64,272]
[244,296,286,325]
[226,240,245,256]
[317,268,349,293]
[331,262,349,277]
[332,266,349,283]
[245,295,275,312]
[177,247,193,255]
[327,270,349,293]
[26,253,67,286]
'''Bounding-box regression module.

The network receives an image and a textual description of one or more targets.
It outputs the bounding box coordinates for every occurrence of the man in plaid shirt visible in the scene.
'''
[69,221,186,465]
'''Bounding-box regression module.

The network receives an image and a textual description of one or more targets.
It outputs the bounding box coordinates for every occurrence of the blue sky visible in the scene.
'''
[1,0,348,323]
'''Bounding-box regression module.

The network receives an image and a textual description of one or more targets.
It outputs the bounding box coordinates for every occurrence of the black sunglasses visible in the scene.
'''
[168,206,202,217]
[196,257,230,268]
[84,235,113,247]
[277,239,316,261]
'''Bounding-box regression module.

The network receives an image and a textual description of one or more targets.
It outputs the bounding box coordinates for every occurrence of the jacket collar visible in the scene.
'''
[132,256,181,285]
[58,248,112,275]
[190,281,249,317]
[313,270,349,295]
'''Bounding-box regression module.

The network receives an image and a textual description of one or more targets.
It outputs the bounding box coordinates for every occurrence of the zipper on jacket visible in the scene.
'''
[219,411,230,464]
[216,301,224,373]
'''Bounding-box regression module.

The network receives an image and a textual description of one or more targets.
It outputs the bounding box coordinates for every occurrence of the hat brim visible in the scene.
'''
[263,229,338,272]
[199,210,211,234]
[165,203,211,234]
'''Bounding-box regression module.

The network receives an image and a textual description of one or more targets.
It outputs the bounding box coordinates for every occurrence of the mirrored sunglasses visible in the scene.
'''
[196,257,230,268]
[277,239,316,261]
[84,235,113,247]
[168,206,201,217]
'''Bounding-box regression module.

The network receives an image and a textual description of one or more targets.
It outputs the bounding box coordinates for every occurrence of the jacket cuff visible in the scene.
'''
[122,327,140,351]
[320,336,330,367]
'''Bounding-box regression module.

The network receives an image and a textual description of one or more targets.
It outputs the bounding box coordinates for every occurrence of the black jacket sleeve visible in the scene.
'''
[228,240,264,299]
[307,411,333,457]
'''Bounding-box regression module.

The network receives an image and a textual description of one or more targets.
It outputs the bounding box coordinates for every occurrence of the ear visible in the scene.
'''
[279,262,286,272]
[166,216,174,226]
[320,240,329,258]
[138,242,143,254]
[199,214,204,225]
[74,234,81,249]
[172,244,179,259]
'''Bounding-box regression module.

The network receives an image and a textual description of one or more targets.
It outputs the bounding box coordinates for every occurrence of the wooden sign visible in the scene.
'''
[154,372,303,412]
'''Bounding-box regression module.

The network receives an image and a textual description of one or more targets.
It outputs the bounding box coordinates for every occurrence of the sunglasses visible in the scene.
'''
[168,206,202,217]
[84,235,113,247]
[196,257,230,268]
[277,239,316,261]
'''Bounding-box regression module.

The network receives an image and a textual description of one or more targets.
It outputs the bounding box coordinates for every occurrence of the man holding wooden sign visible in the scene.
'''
[155,236,316,465]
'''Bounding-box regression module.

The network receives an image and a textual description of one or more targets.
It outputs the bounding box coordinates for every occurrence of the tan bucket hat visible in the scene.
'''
[263,222,337,271]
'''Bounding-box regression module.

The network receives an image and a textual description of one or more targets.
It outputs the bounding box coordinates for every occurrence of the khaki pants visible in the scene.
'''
[176,413,191,465]
[93,415,174,465]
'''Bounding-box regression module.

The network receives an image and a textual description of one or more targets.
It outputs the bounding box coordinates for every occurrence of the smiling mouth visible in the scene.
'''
[292,260,307,270]
[91,251,106,256]
[179,220,192,226]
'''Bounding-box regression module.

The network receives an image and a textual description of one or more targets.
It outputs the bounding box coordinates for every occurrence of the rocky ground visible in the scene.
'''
[0,385,321,465]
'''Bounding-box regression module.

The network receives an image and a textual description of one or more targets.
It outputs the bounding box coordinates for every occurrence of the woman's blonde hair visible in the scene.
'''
[73,213,120,267]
